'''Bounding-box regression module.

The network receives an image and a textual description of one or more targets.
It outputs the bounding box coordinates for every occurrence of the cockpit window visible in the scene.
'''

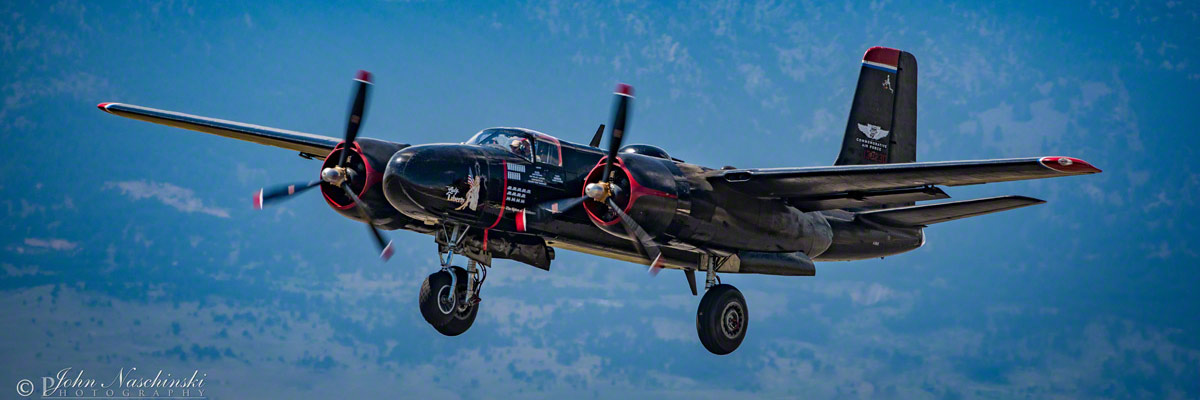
[534,138,561,166]
[468,129,534,161]
[467,128,562,166]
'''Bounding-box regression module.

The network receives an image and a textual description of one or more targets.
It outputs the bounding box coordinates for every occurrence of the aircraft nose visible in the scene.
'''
[383,146,428,217]
[383,144,485,219]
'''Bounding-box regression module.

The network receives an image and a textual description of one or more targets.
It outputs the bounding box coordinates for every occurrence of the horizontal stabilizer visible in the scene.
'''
[857,195,1045,226]
[97,102,341,158]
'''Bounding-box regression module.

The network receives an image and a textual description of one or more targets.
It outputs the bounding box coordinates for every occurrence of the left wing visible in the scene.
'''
[708,157,1099,210]
[98,102,341,158]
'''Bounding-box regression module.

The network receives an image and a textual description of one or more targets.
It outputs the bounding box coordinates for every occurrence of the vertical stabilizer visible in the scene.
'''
[835,47,917,166]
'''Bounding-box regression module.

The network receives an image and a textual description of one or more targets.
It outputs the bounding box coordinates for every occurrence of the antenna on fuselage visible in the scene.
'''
[589,124,605,147]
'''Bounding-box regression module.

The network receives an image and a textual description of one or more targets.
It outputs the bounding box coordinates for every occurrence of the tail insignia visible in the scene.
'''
[857,123,890,140]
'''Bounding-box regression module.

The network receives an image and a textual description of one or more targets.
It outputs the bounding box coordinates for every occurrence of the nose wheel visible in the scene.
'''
[418,224,484,336]
[419,265,480,336]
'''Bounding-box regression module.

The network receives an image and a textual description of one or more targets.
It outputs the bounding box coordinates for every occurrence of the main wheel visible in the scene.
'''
[432,267,478,336]
[419,269,457,328]
[696,284,748,355]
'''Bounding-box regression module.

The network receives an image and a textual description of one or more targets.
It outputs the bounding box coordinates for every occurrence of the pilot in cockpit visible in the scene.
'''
[510,137,532,160]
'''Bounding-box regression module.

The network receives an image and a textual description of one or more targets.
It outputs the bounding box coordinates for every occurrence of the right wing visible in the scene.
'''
[708,157,1100,210]
[98,102,341,158]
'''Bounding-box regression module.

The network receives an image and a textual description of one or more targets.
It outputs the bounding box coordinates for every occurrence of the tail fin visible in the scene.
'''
[835,47,917,166]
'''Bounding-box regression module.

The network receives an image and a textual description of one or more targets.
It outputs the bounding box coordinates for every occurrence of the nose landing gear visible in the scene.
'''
[418,225,484,336]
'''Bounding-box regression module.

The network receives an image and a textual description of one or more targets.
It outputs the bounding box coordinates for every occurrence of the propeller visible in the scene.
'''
[607,198,666,275]
[339,70,372,168]
[342,184,395,261]
[533,196,587,218]
[529,85,633,219]
[253,180,322,210]
[600,84,633,186]
[252,70,393,261]
[595,85,676,278]
[530,84,670,277]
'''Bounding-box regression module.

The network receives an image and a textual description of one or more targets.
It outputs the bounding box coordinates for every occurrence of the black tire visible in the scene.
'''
[696,284,748,355]
[419,269,455,328]
[433,267,478,336]
[696,286,718,351]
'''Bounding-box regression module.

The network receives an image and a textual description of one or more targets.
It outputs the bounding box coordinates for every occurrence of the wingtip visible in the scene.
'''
[1039,156,1101,174]
[1013,195,1048,204]
[96,102,113,113]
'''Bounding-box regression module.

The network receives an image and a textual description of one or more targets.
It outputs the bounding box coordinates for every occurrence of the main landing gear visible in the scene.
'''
[695,254,747,355]
[419,225,485,336]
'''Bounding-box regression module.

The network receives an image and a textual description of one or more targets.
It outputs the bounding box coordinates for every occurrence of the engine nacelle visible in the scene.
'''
[582,153,834,255]
[321,138,411,230]
[582,153,682,241]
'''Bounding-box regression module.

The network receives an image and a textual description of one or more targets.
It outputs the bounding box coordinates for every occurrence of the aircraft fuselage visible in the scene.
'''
[376,129,922,271]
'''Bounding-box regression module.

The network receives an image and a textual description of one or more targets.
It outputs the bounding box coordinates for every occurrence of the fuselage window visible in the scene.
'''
[535,139,561,166]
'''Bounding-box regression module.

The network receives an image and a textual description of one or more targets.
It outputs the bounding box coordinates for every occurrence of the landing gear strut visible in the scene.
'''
[419,225,484,336]
[696,253,747,355]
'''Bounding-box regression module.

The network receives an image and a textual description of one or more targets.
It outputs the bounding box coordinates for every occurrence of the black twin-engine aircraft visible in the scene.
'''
[98,47,1100,354]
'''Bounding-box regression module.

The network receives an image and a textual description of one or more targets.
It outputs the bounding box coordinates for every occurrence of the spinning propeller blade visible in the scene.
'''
[253,180,322,210]
[600,85,666,276]
[607,198,666,276]
[529,196,587,222]
[342,185,394,261]
[339,70,372,168]
[601,84,632,183]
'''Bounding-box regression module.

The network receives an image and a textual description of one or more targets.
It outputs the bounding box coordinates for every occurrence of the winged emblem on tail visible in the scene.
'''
[857,123,890,140]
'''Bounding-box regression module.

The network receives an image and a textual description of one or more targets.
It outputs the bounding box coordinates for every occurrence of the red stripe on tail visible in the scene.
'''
[863,46,900,67]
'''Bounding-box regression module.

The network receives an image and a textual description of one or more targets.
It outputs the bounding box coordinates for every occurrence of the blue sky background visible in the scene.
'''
[2,1,1199,398]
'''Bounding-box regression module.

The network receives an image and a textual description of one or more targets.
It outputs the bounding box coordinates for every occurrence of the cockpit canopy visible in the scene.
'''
[467,128,562,166]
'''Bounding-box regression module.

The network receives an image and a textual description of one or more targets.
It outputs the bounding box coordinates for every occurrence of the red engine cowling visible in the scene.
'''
[581,153,682,240]
[320,138,410,230]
